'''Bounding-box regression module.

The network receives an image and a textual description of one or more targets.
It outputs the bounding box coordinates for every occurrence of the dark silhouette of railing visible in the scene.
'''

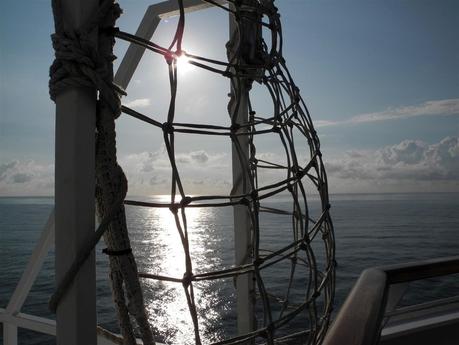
[323,256,459,345]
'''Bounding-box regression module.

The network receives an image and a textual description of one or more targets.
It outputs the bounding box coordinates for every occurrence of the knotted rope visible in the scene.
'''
[49,1,154,344]
[49,0,125,113]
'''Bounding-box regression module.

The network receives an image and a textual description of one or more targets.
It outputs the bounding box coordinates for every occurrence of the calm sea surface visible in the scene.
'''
[1,193,458,344]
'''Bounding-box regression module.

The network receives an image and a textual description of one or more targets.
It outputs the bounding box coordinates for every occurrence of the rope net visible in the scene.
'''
[49,0,335,344]
[117,0,336,343]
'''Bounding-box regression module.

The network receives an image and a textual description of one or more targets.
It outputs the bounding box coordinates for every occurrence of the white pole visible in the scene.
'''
[229,6,256,336]
[114,11,160,89]
[54,1,98,344]
[3,323,17,345]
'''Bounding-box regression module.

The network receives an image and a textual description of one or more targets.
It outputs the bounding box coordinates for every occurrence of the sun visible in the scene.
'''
[176,53,194,75]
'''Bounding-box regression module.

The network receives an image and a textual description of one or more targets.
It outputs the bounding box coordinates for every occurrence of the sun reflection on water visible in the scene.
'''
[133,198,231,344]
[127,195,326,343]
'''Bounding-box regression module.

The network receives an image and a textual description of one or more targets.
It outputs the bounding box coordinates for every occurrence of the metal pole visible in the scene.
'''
[54,1,98,344]
[228,4,256,336]
[114,11,160,89]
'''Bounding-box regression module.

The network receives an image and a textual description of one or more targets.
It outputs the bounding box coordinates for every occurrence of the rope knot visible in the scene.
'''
[240,197,250,206]
[299,241,309,251]
[253,258,264,267]
[49,0,124,118]
[295,168,306,179]
[169,203,179,214]
[230,123,241,132]
[182,271,193,287]
[271,125,281,133]
[164,52,175,65]
[180,196,192,207]
[162,122,174,134]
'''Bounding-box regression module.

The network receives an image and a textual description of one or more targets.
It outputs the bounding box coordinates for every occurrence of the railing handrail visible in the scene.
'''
[0,308,143,345]
[379,256,459,284]
[322,256,459,345]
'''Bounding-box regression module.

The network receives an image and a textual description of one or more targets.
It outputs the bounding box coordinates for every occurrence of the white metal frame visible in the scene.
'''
[0,212,136,345]
[1,212,55,345]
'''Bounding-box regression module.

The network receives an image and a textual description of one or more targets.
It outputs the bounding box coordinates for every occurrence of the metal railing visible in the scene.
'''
[0,210,135,345]
[322,256,459,345]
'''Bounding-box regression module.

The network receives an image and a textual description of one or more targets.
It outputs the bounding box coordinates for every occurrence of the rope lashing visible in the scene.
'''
[102,247,133,256]
[49,0,126,115]
[49,1,154,344]
[48,192,125,312]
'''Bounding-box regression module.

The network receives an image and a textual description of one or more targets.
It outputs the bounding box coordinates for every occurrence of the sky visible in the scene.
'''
[0,0,458,196]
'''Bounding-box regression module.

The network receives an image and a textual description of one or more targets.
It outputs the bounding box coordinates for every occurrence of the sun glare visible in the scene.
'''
[176,53,194,75]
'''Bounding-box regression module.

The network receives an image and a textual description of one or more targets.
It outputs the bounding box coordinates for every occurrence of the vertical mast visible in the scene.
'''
[54,0,98,344]
[228,0,259,337]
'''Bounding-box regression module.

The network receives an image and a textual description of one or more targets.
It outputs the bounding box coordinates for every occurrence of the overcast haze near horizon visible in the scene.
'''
[0,0,458,196]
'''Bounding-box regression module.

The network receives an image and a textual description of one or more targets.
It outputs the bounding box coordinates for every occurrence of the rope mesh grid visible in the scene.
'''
[116,0,335,344]
[48,0,335,344]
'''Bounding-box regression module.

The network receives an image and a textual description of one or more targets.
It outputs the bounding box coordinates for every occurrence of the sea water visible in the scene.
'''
[1,193,458,344]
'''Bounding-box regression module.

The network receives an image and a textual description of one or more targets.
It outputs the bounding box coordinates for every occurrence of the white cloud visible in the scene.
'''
[325,136,459,192]
[2,137,457,196]
[189,151,209,164]
[123,98,151,108]
[315,120,337,128]
[316,98,459,127]
[121,137,459,195]
[0,160,54,196]
[119,147,231,195]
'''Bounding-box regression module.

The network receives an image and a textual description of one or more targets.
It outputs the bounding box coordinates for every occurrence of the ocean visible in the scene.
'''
[1,193,458,344]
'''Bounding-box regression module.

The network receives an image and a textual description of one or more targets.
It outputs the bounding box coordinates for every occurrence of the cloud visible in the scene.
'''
[190,151,209,164]
[3,137,457,196]
[118,138,459,196]
[0,160,54,196]
[119,147,231,195]
[314,120,337,128]
[182,95,211,118]
[123,98,151,108]
[11,172,33,183]
[326,137,459,186]
[316,98,459,127]
[0,161,17,181]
